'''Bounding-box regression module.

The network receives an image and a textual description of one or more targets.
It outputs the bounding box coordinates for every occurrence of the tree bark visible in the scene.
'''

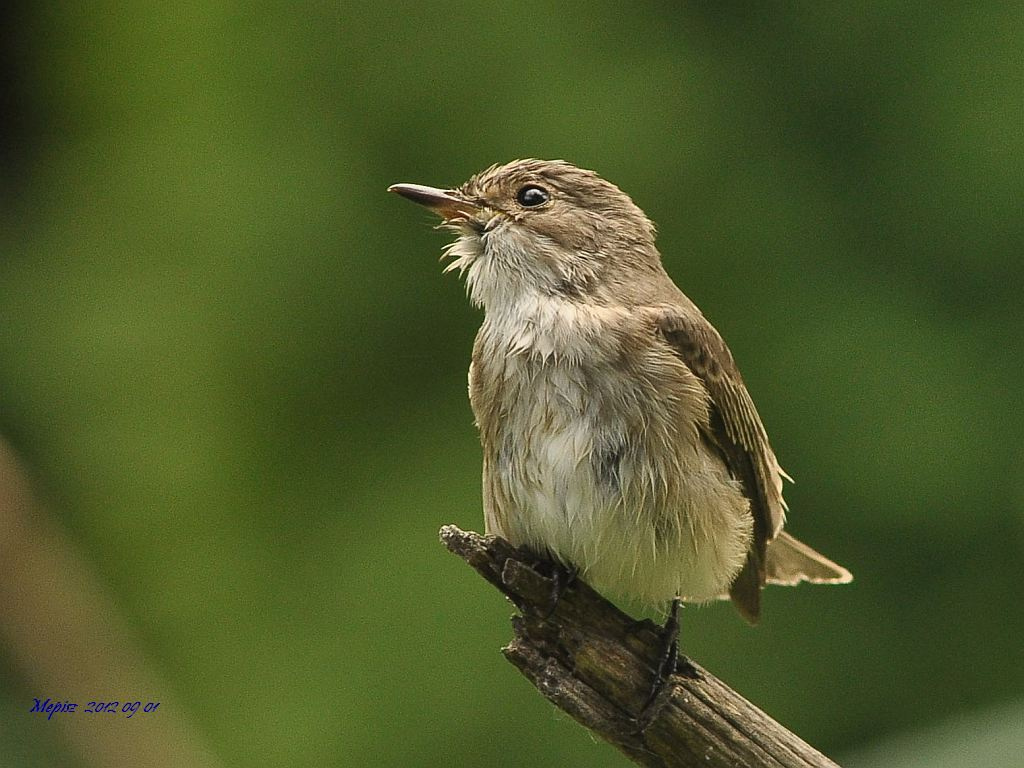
[440,524,842,768]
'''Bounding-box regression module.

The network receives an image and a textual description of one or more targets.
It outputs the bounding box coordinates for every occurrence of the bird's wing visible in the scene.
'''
[651,303,788,623]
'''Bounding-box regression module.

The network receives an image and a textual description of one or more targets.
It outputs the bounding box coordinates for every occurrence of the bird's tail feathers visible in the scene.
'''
[765,531,852,586]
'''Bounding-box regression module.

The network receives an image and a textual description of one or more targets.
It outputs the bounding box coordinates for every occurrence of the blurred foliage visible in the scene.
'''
[1,2,1022,766]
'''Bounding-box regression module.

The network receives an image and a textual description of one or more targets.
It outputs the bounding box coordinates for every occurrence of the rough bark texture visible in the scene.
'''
[440,525,842,768]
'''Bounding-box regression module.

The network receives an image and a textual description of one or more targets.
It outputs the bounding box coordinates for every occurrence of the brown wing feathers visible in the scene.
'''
[653,305,786,622]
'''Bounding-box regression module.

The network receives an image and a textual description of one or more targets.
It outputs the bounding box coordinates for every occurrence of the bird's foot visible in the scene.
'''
[638,598,698,722]
[643,598,680,710]
[542,562,578,618]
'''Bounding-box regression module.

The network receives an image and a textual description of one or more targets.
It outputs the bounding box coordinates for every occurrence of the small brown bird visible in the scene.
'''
[389,159,851,631]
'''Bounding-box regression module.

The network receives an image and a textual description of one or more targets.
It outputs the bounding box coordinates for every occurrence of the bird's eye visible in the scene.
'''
[516,185,550,207]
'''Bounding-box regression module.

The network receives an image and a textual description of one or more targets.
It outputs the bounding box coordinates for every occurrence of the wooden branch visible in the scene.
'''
[440,525,842,768]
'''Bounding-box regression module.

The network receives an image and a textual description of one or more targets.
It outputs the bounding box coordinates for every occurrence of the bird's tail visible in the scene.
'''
[728,531,852,624]
[765,531,853,586]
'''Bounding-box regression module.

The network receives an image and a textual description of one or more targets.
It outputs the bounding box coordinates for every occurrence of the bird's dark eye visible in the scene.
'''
[516,185,550,207]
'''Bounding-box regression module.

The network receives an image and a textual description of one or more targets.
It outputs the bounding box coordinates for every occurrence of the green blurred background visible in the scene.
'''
[1,2,1021,766]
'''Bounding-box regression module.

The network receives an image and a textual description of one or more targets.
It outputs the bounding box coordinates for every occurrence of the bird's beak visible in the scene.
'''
[387,183,481,221]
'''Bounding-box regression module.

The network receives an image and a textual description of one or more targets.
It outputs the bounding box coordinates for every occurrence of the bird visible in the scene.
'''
[388,159,851,644]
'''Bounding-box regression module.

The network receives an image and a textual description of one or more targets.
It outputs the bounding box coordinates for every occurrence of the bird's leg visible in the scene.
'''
[543,561,578,618]
[642,597,688,713]
[655,597,681,687]
[513,546,578,618]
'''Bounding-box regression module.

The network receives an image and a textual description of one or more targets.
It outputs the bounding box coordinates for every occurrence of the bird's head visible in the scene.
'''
[389,159,662,310]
